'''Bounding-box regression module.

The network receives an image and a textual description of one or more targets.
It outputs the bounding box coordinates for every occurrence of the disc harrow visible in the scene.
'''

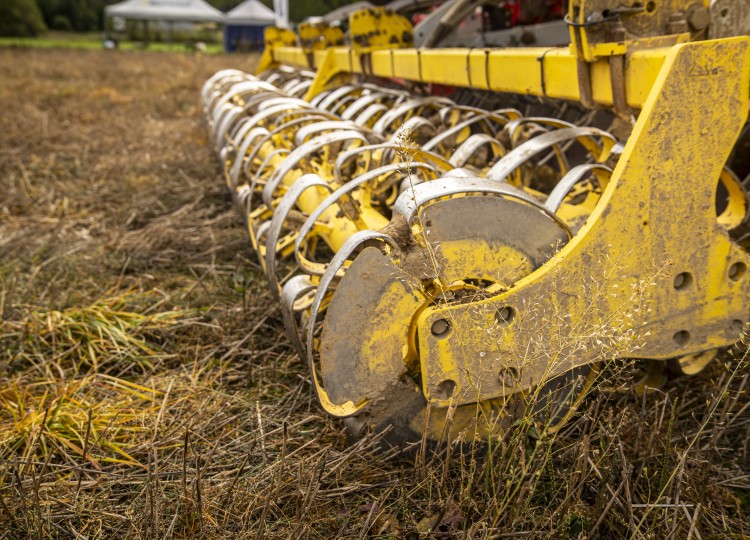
[202,68,624,445]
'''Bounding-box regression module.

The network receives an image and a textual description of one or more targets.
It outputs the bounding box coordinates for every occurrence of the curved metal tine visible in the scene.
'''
[209,100,238,132]
[208,73,257,98]
[201,72,249,111]
[306,230,401,416]
[281,274,317,360]
[239,91,287,114]
[204,89,223,119]
[354,103,388,127]
[262,131,370,208]
[210,104,242,149]
[341,91,390,120]
[226,115,256,145]
[309,90,333,108]
[237,103,308,141]
[443,167,473,178]
[334,143,452,185]
[255,68,275,81]
[271,109,339,128]
[545,164,612,214]
[235,178,251,201]
[373,97,453,136]
[204,75,253,114]
[257,96,311,111]
[393,175,570,237]
[201,69,247,97]
[486,127,616,183]
[281,77,302,93]
[371,99,427,136]
[252,220,272,264]
[449,134,506,168]
[294,120,364,147]
[229,127,271,188]
[398,174,426,193]
[316,85,360,113]
[235,184,253,221]
[213,106,252,150]
[504,117,575,145]
[212,80,279,114]
[422,112,501,153]
[502,117,588,170]
[330,95,359,116]
[271,69,303,88]
[212,94,271,135]
[247,145,289,182]
[389,116,437,144]
[439,105,522,125]
[265,174,333,300]
[294,162,439,276]
[228,102,309,145]
[286,79,313,98]
[242,113,337,177]
[246,148,291,213]
[265,72,283,86]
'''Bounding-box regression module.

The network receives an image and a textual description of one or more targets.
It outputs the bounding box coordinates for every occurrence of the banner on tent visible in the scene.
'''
[273,0,288,27]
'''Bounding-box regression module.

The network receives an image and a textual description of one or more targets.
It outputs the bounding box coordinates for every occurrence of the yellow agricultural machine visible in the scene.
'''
[202,0,750,446]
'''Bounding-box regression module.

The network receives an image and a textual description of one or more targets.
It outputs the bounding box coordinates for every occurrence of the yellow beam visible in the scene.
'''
[271,45,668,109]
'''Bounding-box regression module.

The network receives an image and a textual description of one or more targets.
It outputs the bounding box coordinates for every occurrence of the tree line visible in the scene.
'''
[0,0,363,37]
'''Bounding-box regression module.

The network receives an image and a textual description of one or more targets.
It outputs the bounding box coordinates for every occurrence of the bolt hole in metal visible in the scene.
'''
[721,8,729,17]
[435,379,457,399]
[646,1,656,13]
[673,272,693,290]
[431,318,451,337]
[673,330,691,346]
[498,367,519,386]
[728,262,747,281]
[496,306,515,325]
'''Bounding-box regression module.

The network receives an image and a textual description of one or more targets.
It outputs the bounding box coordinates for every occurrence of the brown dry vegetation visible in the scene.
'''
[0,47,749,539]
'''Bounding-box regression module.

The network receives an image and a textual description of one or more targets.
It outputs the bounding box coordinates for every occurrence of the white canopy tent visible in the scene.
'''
[225,0,275,25]
[105,0,225,23]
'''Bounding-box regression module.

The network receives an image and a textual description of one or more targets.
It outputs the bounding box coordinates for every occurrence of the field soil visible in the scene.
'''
[1,47,749,539]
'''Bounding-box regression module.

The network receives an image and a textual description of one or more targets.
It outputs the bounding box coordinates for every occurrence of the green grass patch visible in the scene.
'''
[0,31,226,54]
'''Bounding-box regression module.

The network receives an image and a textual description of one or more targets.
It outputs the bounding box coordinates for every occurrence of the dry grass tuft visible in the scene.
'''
[2,293,195,373]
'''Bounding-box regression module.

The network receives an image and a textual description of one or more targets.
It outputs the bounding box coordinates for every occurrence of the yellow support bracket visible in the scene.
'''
[415,37,750,407]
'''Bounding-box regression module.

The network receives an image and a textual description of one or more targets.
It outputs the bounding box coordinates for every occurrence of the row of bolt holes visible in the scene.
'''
[672,261,746,346]
[431,307,516,399]
[430,262,748,397]
[430,306,515,339]
[431,307,518,398]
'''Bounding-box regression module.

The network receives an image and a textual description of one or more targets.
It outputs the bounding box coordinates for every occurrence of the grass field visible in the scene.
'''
[0,32,225,54]
[0,47,749,539]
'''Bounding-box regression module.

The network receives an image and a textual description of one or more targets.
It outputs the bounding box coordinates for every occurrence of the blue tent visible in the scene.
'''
[224,0,276,52]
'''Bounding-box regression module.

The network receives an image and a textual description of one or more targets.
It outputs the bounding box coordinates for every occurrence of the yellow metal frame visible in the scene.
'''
[252,8,750,412]
[261,42,672,109]
[299,21,345,53]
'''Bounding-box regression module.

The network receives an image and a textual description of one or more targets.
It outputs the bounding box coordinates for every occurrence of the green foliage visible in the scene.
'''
[0,0,47,37]
[51,14,73,31]
[37,0,103,32]
[10,0,364,37]
[288,0,363,23]
[208,0,366,23]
